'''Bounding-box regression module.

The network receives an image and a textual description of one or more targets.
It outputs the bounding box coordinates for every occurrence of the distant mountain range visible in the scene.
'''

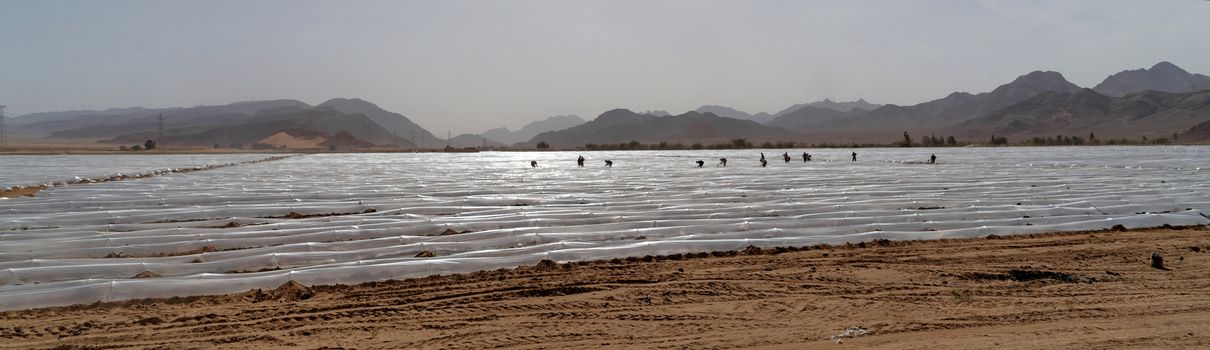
[522,109,798,147]
[948,89,1210,140]
[777,71,1083,135]
[759,62,1210,143]
[316,98,436,143]
[774,99,882,115]
[689,99,882,126]
[1093,62,1210,97]
[102,104,409,148]
[479,115,586,145]
[12,100,310,137]
[525,62,1210,146]
[767,105,861,132]
[1180,120,1210,142]
[693,105,776,124]
[11,61,1210,148]
[449,134,506,148]
[11,99,420,149]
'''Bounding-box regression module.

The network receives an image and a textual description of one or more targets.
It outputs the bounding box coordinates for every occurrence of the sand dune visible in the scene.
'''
[256,132,326,149]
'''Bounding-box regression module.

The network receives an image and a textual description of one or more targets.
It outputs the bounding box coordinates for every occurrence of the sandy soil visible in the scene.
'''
[257,132,326,149]
[0,185,46,198]
[1,227,1208,349]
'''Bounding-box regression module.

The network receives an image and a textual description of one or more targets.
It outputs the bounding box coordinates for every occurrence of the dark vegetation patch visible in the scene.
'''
[103,245,257,259]
[266,208,377,220]
[959,269,1082,283]
[132,271,162,279]
[226,266,282,274]
[133,316,164,326]
[514,286,603,298]
[201,221,269,229]
[439,228,473,235]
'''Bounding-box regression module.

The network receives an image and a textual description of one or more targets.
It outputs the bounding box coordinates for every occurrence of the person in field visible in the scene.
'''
[929,154,936,164]
[718,158,728,167]
[605,160,613,167]
[577,155,585,167]
[760,158,768,167]
[696,160,705,168]
[531,161,538,167]
[783,152,791,162]
[802,152,809,162]
[851,152,857,161]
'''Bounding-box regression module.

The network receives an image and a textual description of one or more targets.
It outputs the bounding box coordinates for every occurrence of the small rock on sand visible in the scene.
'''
[1151,253,1167,270]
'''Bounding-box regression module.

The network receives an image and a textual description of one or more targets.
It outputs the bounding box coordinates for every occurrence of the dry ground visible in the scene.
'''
[1,227,1208,349]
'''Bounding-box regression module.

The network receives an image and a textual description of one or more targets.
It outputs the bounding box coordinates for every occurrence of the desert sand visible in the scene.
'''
[1,226,1207,349]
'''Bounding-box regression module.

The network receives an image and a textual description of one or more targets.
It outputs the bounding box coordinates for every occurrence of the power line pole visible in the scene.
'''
[157,113,164,149]
[0,105,7,151]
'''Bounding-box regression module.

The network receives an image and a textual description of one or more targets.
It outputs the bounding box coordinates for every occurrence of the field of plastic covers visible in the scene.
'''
[1,146,1208,310]
[0,154,278,188]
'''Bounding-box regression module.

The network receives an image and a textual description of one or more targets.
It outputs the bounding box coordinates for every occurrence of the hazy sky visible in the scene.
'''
[1,0,1208,134]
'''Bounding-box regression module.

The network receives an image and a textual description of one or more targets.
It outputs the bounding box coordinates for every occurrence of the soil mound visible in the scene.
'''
[255,280,315,302]
[132,271,161,279]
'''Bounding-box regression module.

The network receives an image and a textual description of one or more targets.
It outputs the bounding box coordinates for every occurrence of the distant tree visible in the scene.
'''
[691,143,703,150]
[536,141,550,149]
[131,145,142,151]
[919,135,933,146]
[946,136,957,146]
[627,140,641,149]
[902,131,912,147]
[144,139,157,150]
[730,138,750,149]
[1089,132,1095,140]
[119,145,128,151]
